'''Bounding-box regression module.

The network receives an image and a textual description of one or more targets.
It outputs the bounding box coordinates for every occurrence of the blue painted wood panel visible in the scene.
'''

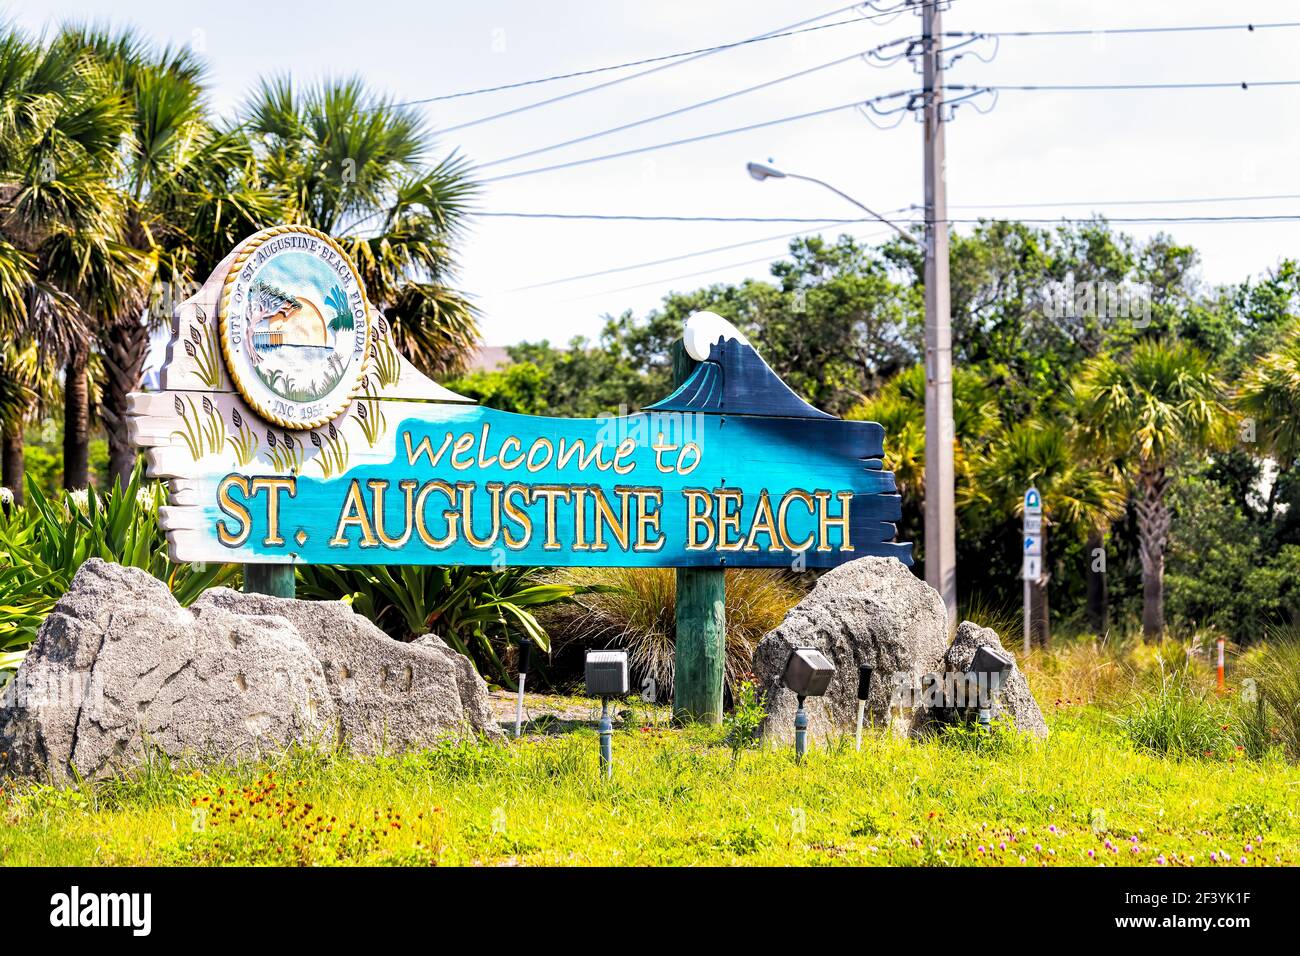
[205,403,911,568]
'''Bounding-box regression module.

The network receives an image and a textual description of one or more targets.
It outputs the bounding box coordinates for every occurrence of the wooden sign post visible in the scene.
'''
[671,341,725,723]
[129,227,912,722]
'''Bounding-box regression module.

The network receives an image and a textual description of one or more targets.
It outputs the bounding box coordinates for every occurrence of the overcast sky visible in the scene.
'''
[14,0,1300,347]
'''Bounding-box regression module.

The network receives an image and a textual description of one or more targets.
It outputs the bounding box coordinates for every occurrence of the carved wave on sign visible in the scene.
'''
[648,336,836,421]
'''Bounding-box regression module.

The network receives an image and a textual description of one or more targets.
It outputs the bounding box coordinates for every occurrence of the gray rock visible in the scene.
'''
[0,559,499,782]
[196,588,501,753]
[939,621,1048,738]
[754,557,950,743]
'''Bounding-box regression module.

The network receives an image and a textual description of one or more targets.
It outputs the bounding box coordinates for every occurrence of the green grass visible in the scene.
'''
[2,706,1297,866]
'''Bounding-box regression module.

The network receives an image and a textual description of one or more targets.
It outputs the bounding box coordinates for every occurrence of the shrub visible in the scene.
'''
[723,679,767,763]
[541,567,803,699]
[0,467,235,674]
[295,564,586,684]
[1118,666,1234,759]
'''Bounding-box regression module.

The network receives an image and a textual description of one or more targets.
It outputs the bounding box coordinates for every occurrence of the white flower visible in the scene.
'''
[0,487,12,506]
[67,489,91,511]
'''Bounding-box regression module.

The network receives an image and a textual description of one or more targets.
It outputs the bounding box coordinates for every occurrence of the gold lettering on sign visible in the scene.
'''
[330,479,378,548]
[715,488,744,552]
[498,436,525,470]
[777,490,816,553]
[631,487,665,551]
[571,486,590,551]
[414,481,458,548]
[816,490,854,553]
[502,483,533,549]
[460,481,501,548]
[744,489,783,552]
[684,488,715,550]
[216,474,253,547]
[528,485,571,550]
[591,486,631,552]
[404,430,452,467]
[251,476,296,547]
[370,478,417,548]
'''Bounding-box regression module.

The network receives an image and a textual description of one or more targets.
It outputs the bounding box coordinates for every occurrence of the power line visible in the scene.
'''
[475,212,871,223]
[478,46,888,169]
[477,192,1300,222]
[547,228,898,303]
[473,19,1300,163]
[966,80,1300,93]
[401,1,960,113]
[508,213,912,291]
[410,10,872,107]
[948,192,1300,210]
[939,214,1300,224]
[973,20,1300,39]
[489,211,1300,300]
[477,74,1300,183]
[479,91,911,183]
[433,4,860,133]
[491,195,1300,292]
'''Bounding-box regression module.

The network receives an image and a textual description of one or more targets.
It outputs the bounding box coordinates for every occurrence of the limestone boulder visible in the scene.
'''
[940,620,1048,738]
[753,557,949,742]
[0,559,499,783]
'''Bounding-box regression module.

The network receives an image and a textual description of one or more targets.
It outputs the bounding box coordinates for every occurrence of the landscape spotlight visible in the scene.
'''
[782,648,835,762]
[585,650,629,778]
[514,637,533,739]
[968,645,1015,728]
[855,665,874,752]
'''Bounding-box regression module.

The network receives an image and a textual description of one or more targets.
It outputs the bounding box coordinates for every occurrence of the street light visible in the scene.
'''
[746,160,955,624]
[745,161,918,246]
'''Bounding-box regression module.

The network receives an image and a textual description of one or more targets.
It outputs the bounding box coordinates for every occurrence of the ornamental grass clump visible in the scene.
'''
[543,567,803,698]
[1118,665,1234,759]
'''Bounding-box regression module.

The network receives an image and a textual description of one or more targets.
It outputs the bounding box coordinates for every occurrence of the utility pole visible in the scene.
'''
[920,0,957,625]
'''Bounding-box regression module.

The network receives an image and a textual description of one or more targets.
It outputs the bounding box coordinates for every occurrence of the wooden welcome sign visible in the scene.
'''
[128,226,911,571]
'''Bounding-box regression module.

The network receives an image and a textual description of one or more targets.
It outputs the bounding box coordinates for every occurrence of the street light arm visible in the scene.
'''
[783,172,920,246]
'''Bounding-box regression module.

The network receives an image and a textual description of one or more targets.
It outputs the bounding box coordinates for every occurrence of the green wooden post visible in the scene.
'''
[244,564,295,598]
[672,341,726,724]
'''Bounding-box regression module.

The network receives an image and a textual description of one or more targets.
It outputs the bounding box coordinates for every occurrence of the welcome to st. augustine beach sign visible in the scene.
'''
[128,225,911,572]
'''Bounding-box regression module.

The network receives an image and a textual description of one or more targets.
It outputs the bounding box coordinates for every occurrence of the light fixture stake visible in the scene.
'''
[794,695,809,763]
[599,697,614,778]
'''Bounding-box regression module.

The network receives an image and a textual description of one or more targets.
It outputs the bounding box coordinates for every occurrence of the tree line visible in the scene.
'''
[451,225,1300,643]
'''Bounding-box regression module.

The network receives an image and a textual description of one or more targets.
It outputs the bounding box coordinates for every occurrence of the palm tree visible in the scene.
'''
[968,419,1126,644]
[1236,326,1300,520]
[1073,339,1232,639]
[0,27,130,497]
[243,76,480,379]
[57,26,281,486]
[849,363,1002,572]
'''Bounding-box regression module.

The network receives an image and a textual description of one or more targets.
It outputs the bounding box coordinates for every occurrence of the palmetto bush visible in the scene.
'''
[541,567,804,700]
[1243,626,1300,762]
[296,564,587,684]
[0,466,235,674]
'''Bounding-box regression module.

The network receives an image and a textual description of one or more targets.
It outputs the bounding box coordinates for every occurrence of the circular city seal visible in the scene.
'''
[219,225,373,429]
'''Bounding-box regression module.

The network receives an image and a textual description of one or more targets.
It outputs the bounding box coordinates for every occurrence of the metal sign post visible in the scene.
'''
[1022,487,1043,655]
